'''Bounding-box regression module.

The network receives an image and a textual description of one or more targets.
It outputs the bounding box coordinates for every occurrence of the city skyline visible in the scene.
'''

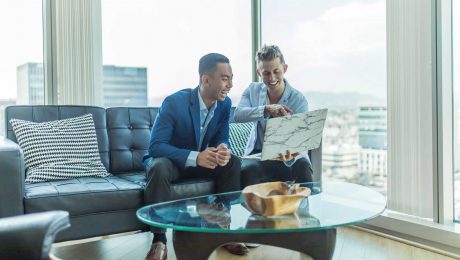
[15,62,148,107]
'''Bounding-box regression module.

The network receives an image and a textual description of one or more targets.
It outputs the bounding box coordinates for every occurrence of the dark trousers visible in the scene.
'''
[240,157,313,188]
[144,154,241,233]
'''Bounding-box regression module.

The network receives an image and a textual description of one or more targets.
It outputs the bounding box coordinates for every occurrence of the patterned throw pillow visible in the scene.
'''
[10,114,110,183]
[229,122,253,157]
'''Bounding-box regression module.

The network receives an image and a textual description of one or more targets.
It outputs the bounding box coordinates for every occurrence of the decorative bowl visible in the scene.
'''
[242,181,311,216]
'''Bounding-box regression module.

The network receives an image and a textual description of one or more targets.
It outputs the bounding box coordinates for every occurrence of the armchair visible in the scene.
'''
[0,211,70,260]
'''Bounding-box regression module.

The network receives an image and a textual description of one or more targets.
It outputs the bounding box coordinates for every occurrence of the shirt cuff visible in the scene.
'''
[185,151,199,167]
[259,105,271,120]
[283,157,297,167]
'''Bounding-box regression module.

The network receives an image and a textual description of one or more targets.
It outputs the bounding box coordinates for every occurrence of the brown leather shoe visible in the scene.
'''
[222,242,249,255]
[145,241,167,260]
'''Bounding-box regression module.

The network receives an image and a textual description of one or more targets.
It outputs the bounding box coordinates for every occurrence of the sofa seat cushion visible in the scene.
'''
[116,172,215,200]
[24,176,143,216]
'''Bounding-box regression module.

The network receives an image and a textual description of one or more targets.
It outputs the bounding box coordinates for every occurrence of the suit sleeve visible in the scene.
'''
[148,97,192,169]
[210,100,231,149]
[233,84,265,123]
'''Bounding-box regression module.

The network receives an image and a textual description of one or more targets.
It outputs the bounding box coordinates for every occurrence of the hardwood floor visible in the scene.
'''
[51,227,459,260]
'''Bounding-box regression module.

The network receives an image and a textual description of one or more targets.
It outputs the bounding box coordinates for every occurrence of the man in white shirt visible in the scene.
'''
[234,45,313,187]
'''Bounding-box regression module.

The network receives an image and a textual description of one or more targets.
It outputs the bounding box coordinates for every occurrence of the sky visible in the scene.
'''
[0,0,457,104]
[263,0,386,97]
[0,0,43,100]
[101,0,387,103]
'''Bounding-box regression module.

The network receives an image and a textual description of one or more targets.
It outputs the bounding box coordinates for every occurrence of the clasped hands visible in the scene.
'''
[197,143,230,169]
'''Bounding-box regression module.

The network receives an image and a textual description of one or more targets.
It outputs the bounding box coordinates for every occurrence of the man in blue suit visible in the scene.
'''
[143,53,242,260]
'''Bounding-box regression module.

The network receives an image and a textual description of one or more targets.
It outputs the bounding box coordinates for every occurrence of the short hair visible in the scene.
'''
[198,53,230,79]
[255,44,285,65]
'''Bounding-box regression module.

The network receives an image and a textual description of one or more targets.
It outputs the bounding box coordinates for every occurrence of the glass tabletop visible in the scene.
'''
[136,181,386,233]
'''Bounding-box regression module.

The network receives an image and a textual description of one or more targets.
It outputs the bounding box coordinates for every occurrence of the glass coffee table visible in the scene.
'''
[137,182,386,260]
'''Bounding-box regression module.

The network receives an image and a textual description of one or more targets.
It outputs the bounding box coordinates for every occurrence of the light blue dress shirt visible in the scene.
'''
[234,79,309,166]
[185,89,217,167]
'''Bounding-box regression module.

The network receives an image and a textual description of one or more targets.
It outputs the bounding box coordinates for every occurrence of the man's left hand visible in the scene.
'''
[274,150,299,161]
[216,143,231,166]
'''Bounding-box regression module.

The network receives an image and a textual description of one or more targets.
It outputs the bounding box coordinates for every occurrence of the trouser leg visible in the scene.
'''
[189,154,242,193]
[144,157,181,233]
[291,157,313,183]
[259,157,313,184]
[214,154,242,193]
[240,159,263,188]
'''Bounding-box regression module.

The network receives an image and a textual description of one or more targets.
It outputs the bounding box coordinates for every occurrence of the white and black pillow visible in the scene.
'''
[229,122,253,157]
[10,114,110,183]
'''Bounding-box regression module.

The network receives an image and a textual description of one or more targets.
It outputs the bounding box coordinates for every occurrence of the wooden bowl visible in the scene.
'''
[242,181,311,216]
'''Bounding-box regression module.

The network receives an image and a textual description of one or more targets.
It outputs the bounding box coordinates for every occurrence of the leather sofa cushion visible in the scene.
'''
[116,172,215,200]
[24,172,215,216]
[24,176,143,216]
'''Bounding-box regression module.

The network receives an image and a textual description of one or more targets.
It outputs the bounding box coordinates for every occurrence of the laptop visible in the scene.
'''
[241,108,328,161]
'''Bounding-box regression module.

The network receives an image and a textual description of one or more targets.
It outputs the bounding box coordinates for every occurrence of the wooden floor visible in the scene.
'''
[51,227,459,260]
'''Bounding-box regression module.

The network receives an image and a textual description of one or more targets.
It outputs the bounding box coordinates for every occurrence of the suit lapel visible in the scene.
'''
[189,87,201,149]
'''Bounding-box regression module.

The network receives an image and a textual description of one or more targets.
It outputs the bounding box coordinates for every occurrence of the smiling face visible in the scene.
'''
[201,62,233,104]
[257,57,288,91]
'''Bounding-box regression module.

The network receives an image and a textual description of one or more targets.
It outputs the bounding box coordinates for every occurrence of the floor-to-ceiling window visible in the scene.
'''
[0,0,44,135]
[453,0,460,222]
[101,0,252,107]
[262,0,387,195]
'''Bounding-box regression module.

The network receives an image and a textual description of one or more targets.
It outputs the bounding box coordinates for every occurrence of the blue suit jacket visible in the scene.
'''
[144,87,232,169]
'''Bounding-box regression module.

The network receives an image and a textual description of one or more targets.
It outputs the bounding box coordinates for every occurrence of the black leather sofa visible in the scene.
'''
[0,105,322,242]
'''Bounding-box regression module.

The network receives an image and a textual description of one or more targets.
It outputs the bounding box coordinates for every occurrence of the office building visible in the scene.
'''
[103,65,147,107]
[16,63,44,105]
[17,63,147,107]
[358,106,387,189]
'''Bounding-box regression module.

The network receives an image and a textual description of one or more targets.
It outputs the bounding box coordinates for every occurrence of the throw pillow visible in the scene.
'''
[229,122,253,157]
[10,114,111,183]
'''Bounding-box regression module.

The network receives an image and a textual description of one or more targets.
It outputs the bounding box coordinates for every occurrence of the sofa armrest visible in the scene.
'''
[309,142,322,183]
[0,211,70,260]
[0,137,25,217]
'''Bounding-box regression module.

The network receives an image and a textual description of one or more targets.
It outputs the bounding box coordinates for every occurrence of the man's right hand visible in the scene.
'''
[197,147,219,169]
[264,104,293,118]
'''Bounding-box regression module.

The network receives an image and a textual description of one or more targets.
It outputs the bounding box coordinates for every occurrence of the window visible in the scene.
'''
[101,0,252,107]
[0,0,44,135]
[453,0,460,222]
[262,0,387,194]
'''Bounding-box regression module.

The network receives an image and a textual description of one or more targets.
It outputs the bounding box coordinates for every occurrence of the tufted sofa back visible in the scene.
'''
[106,107,158,174]
[4,106,242,175]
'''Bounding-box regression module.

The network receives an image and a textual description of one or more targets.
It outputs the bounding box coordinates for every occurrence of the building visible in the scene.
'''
[16,63,147,107]
[103,65,147,107]
[358,106,387,150]
[16,63,44,105]
[322,143,360,180]
[358,106,387,189]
